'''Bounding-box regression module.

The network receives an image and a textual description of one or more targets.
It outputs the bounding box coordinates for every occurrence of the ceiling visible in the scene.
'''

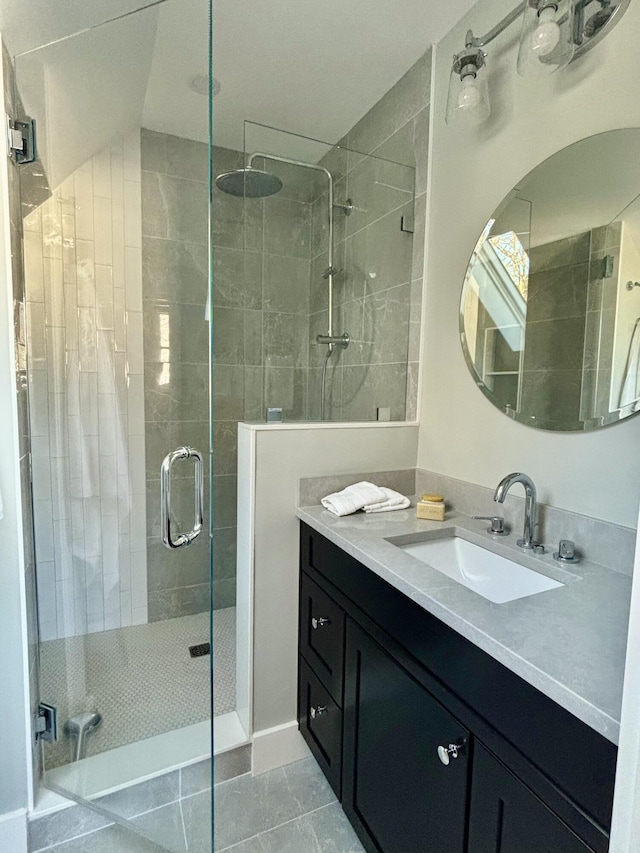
[1,0,479,182]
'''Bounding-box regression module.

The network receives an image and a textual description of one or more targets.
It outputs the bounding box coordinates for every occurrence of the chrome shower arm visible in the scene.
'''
[246,151,335,336]
[246,151,332,183]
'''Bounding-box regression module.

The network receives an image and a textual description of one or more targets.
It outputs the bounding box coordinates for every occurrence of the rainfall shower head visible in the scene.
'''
[215,167,283,198]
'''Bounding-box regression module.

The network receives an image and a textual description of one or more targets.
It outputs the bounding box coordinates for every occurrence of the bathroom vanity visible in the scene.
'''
[296,508,629,853]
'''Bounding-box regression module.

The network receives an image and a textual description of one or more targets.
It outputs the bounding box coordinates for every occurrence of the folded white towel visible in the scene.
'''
[321,481,387,517]
[364,487,411,514]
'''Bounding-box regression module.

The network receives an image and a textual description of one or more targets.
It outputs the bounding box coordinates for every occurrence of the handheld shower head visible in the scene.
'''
[64,711,103,761]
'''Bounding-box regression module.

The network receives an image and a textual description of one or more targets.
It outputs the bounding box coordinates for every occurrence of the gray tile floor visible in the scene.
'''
[35,758,365,853]
[213,758,364,852]
[40,608,235,768]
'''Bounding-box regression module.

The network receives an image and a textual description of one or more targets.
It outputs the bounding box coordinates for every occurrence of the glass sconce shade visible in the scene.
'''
[517,0,576,76]
[445,48,490,125]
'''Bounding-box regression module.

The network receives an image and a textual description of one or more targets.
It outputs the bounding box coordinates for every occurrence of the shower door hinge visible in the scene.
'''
[35,702,58,742]
[7,117,36,164]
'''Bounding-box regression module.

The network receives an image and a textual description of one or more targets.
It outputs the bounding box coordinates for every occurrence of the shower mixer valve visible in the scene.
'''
[316,332,350,348]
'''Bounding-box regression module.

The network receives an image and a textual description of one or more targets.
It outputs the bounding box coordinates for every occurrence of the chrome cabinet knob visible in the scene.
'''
[437,743,462,766]
[311,616,330,629]
[310,706,327,720]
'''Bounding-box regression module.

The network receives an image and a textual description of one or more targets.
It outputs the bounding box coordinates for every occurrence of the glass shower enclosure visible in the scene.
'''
[14,1,220,849]
[212,120,417,429]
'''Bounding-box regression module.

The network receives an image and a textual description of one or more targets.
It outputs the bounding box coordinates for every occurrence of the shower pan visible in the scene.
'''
[216,150,353,420]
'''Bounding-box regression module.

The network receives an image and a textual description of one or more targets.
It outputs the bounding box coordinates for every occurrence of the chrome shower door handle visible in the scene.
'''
[160,446,204,550]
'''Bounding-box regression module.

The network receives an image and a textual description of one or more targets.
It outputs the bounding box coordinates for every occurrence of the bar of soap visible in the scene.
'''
[416,495,445,521]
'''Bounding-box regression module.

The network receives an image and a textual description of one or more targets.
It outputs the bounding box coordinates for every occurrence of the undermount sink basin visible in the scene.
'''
[395,536,564,604]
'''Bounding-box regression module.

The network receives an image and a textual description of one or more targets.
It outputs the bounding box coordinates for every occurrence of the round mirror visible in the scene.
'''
[460,128,640,431]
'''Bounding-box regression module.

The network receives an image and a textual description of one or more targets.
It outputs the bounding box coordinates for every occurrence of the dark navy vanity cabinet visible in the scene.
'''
[298,522,617,853]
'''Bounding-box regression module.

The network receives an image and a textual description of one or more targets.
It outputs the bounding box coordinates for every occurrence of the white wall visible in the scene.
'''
[419,0,640,528]
[240,422,418,740]
[0,49,30,848]
[611,501,640,851]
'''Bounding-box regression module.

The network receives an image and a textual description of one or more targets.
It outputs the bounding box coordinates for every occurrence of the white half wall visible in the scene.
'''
[419,0,640,528]
[238,421,419,739]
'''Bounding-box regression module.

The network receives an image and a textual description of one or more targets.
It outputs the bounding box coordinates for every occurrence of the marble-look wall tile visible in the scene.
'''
[212,577,237,610]
[528,231,591,273]
[264,196,311,258]
[264,311,309,369]
[213,247,262,310]
[307,364,343,421]
[143,130,215,613]
[264,366,308,419]
[311,48,431,422]
[148,583,210,622]
[342,363,408,421]
[143,236,208,305]
[263,254,311,314]
[213,526,238,580]
[141,127,209,183]
[142,171,209,245]
[213,474,238,531]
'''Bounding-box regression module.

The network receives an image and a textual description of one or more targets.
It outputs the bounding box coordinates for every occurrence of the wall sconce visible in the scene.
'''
[446,0,630,124]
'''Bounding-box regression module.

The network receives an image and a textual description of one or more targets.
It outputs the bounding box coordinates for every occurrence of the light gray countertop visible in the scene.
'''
[296,503,632,745]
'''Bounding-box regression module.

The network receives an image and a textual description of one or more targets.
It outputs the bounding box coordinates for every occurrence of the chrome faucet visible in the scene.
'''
[493,472,538,550]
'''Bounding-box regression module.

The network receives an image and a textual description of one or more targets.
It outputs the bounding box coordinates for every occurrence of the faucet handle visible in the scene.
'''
[554,539,578,563]
[473,515,507,536]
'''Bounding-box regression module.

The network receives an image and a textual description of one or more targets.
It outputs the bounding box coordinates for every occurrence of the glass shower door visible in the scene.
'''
[15,2,214,849]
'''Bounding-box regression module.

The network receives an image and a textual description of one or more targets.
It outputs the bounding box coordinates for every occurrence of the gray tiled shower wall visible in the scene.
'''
[310,48,432,421]
[3,40,43,803]
[140,129,222,617]
[518,224,621,429]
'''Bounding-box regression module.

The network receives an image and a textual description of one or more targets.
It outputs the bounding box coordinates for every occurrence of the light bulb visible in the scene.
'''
[458,75,481,111]
[531,6,561,56]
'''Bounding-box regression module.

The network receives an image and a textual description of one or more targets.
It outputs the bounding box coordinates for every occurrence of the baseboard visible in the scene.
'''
[251,721,311,775]
[0,809,28,853]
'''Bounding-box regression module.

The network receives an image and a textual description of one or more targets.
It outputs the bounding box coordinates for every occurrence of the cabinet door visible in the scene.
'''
[468,744,595,853]
[343,620,469,853]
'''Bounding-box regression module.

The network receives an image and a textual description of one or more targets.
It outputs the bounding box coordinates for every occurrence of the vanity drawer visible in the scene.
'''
[298,656,342,797]
[299,572,345,704]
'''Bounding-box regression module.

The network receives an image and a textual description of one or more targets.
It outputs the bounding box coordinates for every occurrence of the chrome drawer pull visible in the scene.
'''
[310,705,328,720]
[311,616,330,629]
